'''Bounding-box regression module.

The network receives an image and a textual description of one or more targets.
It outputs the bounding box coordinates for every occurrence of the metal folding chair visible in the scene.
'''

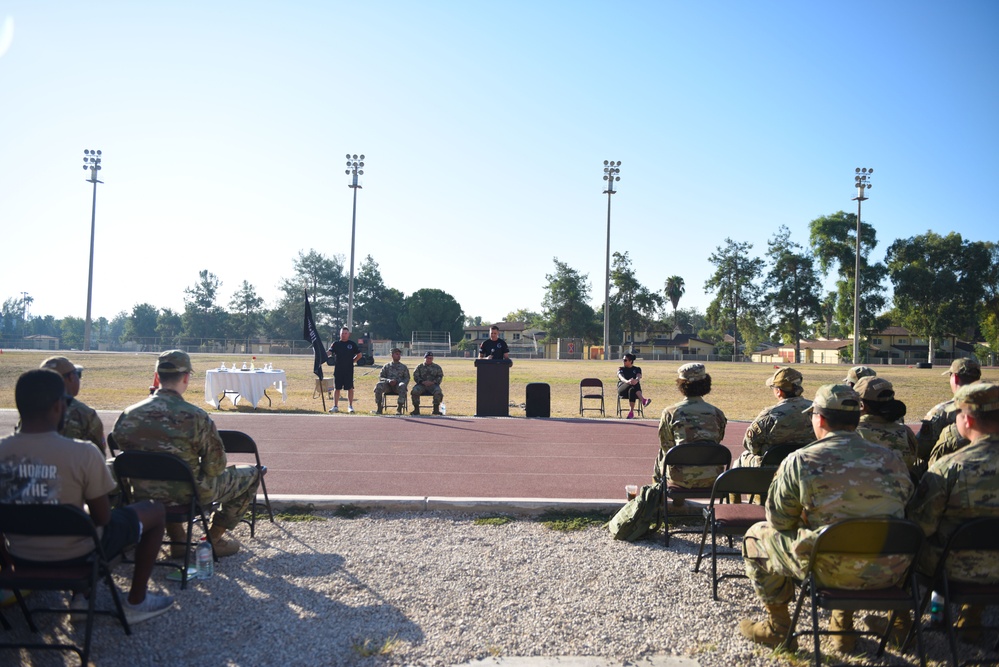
[218,430,274,537]
[660,441,732,546]
[579,378,605,417]
[0,504,131,666]
[692,466,775,600]
[113,451,216,590]
[760,441,811,468]
[783,517,927,667]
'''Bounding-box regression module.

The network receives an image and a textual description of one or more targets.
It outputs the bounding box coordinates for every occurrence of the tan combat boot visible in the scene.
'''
[829,609,856,653]
[374,399,383,415]
[739,603,796,649]
[863,612,912,647]
[207,524,241,557]
[956,604,984,643]
[166,522,188,559]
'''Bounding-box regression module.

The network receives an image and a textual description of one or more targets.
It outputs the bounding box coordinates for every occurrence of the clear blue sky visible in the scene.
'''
[2,1,997,328]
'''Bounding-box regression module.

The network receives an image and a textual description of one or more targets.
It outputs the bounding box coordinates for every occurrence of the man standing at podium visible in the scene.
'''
[479,325,510,361]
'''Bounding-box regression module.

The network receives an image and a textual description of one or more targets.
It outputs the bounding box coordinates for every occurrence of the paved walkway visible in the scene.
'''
[0,410,749,502]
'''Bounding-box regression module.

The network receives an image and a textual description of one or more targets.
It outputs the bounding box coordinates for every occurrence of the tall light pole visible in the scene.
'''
[82,149,103,351]
[345,154,365,331]
[851,167,872,364]
[602,160,621,361]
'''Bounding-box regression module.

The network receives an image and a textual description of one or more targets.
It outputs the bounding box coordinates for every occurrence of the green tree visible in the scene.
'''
[541,258,599,341]
[610,251,663,350]
[108,311,128,344]
[123,303,160,345]
[182,270,228,340]
[60,316,85,350]
[269,250,348,340]
[703,238,763,357]
[664,276,685,332]
[397,289,465,344]
[156,308,183,346]
[765,226,822,363]
[673,307,708,336]
[808,210,888,341]
[981,242,999,356]
[503,309,542,327]
[353,255,404,340]
[465,315,484,327]
[229,280,265,350]
[886,231,989,363]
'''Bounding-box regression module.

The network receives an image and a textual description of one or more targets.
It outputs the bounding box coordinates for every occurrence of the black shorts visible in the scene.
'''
[333,367,354,390]
[10,506,140,566]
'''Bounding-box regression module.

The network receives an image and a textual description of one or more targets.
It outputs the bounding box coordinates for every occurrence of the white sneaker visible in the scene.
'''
[329,405,339,413]
[123,592,174,624]
[347,405,355,413]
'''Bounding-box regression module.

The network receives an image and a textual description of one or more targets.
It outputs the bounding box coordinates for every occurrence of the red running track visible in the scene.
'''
[0,412,750,500]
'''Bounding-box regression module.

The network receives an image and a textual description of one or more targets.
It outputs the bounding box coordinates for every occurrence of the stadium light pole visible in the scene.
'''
[851,167,872,364]
[82,149,103,351]
[345,154,365,331]
[602,160,621,361]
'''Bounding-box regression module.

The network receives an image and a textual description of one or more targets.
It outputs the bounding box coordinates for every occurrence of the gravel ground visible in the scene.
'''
[3,508,997,667]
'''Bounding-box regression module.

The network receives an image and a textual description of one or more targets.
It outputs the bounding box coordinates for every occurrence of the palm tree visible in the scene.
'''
[664,276,685,334]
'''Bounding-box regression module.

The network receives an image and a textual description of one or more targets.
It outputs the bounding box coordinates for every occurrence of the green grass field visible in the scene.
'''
[0,350,991,421]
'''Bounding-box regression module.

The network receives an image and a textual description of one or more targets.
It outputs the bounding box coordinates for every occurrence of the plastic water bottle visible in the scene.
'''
[929,591,944,626]
[440,403,447,415]
[196,537,213,579]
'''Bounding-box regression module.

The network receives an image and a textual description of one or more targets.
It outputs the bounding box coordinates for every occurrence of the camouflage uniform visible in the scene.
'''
[927,423,969,465]
[907,382,999,582]
[857,415,920,473]
[742,385,914,604]
[63,398,107,456]
[411,361,445,409]
[737,397,814,468]
[917,399,956,462]
[654,396,727,486]
[112,388,259,530]
[374,360,410,409]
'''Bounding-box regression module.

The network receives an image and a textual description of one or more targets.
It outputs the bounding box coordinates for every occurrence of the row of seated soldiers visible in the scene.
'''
[650,359,997,655]
[1,351,261,624]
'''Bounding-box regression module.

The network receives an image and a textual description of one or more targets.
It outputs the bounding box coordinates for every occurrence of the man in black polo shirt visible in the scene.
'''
[478,325,510,361]
[327,327,362,413]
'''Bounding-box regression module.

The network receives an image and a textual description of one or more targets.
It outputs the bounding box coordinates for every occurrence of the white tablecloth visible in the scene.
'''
[205,370,288,409]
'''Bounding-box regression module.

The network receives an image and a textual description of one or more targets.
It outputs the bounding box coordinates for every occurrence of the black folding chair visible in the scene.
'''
[113,451,215,589]
[912,516,999,667]
[660,441,732,546]
[760,441,810,468]
[219,430,274,537]
[579,378,605,417]
[692,466,775,600]
[783,518,926,667]
[0,504,131,666]
[615,392,645,418]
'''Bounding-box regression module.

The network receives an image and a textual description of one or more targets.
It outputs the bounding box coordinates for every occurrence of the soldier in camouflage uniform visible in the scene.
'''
[40,356,107,455]
[411,352,445,416]
[373,348,410,415]
[739,384,914,653]
[653,363,727,495]
[843,365,877,387]
[735,367,813,469]
[854,376,922,478]
[112,350,260,558]
[916,358,980,462]
[906,382,999,639]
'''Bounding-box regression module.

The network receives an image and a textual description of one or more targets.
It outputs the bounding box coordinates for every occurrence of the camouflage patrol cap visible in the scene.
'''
[424,352,434,358]
[953,382,999,413]
[40,356,82,375]
[677,363,706,381]
[156,349,192,374]
[943,358,981,380]
[803,384,861,414]
[843,365,876,385]
[766,367,803,391]
[854,376,895,402]
[390,347,402,354]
